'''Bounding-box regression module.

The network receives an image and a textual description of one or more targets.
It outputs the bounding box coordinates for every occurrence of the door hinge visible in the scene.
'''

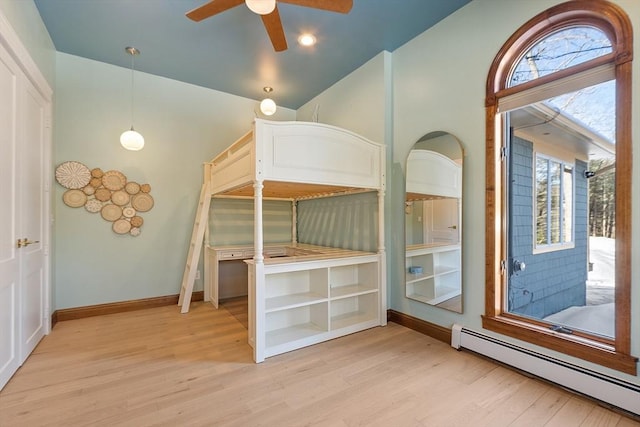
[500,146,508,161]
[500,259,507,275]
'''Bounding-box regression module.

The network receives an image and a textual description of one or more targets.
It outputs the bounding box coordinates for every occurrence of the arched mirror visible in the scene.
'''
[405,132,463,313]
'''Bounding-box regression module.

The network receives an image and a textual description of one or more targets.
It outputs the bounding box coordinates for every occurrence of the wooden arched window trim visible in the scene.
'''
[484,0,636,375]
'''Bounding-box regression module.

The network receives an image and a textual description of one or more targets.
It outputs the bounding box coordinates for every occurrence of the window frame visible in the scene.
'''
[483,0,636,375]
[532,153,575,252]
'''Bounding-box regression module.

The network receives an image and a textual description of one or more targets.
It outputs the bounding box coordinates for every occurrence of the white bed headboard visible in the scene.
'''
[209,119,385,198]
[255,119,384,190]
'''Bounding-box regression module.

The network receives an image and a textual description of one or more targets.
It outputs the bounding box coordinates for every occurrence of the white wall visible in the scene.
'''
[54,52,295,308]
[392,0,640,382]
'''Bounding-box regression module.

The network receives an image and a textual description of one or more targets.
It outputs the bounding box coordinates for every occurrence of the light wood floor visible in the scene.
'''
[1,300,638,427]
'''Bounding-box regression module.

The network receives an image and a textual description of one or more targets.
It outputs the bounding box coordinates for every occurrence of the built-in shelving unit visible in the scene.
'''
[406,244,461,305]
[253,255,381,359]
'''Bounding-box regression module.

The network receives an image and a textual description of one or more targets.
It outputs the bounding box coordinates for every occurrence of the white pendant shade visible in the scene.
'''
[121,47,144,151]
[245,0,276,15]
[120,128,145,151]
[260,98,277,116]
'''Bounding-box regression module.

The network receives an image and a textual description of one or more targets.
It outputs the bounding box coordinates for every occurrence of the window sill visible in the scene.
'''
[482,315,637,375]
[532,242,575,254]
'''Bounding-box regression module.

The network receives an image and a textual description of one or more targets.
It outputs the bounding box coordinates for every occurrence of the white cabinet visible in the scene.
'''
[249,255,381,361]
[406,244,460,305]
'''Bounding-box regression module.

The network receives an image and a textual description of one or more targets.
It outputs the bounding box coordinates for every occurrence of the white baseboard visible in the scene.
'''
[451,325,640,416]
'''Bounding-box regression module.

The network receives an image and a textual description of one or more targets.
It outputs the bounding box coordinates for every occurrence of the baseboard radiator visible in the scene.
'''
[451,324,640,416]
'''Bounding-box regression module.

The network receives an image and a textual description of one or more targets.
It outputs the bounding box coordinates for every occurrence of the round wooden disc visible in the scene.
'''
[131,193,154,212]
[102,170,127,191]
[94,188,112,202]
[111,190,130,206]
[112,219,132,234]
[100,204,122,222]
[125,181,140,195]
[62,189,87,208]
[130,216,143,227]
[122,207,136,218]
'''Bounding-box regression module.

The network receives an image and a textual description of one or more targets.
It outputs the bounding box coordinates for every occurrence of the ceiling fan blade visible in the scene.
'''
[278,0,353,13]
[261,6,288,52]
[186,0,244,22]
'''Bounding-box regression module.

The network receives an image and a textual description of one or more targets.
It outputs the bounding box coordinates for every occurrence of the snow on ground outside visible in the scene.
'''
[543,236,614,337]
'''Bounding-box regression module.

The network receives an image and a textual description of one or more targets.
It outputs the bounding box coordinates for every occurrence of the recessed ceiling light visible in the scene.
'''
[298,33,316,47]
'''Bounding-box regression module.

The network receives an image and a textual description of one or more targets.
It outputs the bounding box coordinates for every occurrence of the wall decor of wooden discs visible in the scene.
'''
[55,161,154,237]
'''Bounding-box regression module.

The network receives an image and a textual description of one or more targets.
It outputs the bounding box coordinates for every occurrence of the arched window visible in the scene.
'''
[484,1,636,374]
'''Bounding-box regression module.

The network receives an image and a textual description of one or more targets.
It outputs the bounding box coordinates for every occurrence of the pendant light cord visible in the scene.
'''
[130,51,135,129]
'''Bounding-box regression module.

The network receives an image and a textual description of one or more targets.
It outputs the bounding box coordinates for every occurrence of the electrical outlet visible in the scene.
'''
[195,270,201,280]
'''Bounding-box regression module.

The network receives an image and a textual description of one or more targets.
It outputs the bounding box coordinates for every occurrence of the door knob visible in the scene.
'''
[17,238,40,248]
[447,225,457,229]
[513,259,526,272]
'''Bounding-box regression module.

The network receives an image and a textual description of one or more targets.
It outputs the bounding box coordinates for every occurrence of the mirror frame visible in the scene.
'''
[482,0,635,374]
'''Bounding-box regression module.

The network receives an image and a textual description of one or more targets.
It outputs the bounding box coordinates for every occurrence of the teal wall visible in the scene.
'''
[0,0,55,87]
[297,51,397,306]
[53,52,295,308]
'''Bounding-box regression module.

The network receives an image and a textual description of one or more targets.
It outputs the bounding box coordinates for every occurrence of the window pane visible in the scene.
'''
[549,161,561,244]
[563,165,573,243]
[507,78,615,338]
[536,158,548,245]
[509,26,612,87]
[548,80,616,143]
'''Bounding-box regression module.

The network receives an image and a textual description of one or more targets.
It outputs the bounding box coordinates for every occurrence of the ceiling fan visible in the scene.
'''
[186,0,353,52]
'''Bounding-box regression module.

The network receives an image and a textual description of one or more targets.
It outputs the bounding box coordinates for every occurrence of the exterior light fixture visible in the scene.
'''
[260,86,277,116]
[120,47,144,151]
[245,0,276,15]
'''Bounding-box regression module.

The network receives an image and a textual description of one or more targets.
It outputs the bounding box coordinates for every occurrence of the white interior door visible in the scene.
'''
[0,27,51,390]
[19,77,47,361]
[424,198,460,244]
[0,36,20,390]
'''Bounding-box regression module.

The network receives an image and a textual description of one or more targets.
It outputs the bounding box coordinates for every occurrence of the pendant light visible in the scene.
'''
[260,86,277,116]
[120,47,144,151]
[245,0,276,15]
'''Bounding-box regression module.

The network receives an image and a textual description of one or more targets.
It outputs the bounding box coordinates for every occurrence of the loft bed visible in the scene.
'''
[204,119,386,363]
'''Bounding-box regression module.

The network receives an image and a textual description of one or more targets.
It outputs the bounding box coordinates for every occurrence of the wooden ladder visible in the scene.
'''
[178,181,211,313]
